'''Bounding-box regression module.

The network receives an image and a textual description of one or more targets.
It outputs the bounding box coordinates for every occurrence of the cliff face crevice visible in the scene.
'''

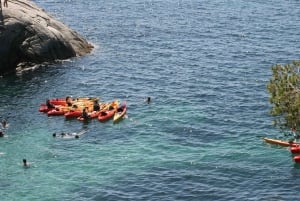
[0,0,93,75]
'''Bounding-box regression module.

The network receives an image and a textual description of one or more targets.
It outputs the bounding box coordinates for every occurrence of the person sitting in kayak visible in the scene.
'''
[100,111,107,116]
[80,107,90,120]
[46,99,56,109]
[93,100,100,111]
[66,96,72,107]
[117,104,125,112]
[108,105,115,111]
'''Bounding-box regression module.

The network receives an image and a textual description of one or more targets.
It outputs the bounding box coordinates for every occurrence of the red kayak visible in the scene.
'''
[290,146,300,154]
[39,104,53,113]
[77,111,101,121]
[294,155,300,163]
[45,98,67,106]
[98,110,116,122]
[47,109,65,116]
[97,101,119,122]
[39,99,67,113]
[89,111,101,118]
[43,97,99,108]
[48,98,68,106]
[64,110,82,118]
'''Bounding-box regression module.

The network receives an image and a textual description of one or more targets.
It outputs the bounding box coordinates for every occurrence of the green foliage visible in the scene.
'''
[267,61,300,129]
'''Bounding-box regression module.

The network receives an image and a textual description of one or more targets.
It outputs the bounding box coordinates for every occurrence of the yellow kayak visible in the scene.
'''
[113,102,127,123]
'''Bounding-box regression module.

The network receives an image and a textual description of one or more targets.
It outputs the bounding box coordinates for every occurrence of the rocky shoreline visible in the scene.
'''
[0,0,93,75]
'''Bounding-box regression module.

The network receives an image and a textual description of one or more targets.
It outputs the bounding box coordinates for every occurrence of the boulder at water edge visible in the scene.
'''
[0,0,93,75]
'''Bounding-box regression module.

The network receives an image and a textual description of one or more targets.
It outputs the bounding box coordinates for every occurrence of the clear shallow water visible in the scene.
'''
[1,0,300,200]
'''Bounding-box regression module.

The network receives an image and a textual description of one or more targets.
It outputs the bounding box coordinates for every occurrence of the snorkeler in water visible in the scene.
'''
[52,130,87,139]
[146,97,151,104]
[1,119,8,129]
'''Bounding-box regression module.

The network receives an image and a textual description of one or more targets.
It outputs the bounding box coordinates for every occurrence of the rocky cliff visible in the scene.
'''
[0,0,93,75]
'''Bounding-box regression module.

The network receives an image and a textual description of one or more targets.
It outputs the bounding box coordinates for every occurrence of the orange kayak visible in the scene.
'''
[263,137,300,147]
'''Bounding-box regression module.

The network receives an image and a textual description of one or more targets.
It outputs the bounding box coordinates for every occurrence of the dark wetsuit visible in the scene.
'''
[66,96,72,107]
[46,100,55,109]
[81,110,89,120]
[93,103,100,111]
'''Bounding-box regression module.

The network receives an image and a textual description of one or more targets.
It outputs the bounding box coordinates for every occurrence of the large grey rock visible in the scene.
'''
[0,0,93,74]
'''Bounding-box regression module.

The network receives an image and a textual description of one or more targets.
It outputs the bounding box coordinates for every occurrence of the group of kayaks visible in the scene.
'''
[263,137,300,163]
[39,96,127,123]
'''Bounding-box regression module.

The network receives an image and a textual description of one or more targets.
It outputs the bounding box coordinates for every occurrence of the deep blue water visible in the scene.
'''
[1,0,300,200]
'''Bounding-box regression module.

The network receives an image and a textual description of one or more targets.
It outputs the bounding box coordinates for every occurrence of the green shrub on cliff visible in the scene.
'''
[267,61,300,129]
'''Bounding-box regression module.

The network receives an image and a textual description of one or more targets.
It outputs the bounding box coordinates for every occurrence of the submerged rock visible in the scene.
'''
[0,0,93,75]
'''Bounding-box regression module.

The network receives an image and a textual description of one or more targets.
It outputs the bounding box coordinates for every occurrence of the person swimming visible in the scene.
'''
[52,130,87,139]
[53,132,79,138]
[23,159,30,167]
[46,99,56,109]
[1,119,8,129]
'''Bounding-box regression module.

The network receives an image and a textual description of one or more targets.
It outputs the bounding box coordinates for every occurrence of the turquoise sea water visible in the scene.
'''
[1,0,300,200]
